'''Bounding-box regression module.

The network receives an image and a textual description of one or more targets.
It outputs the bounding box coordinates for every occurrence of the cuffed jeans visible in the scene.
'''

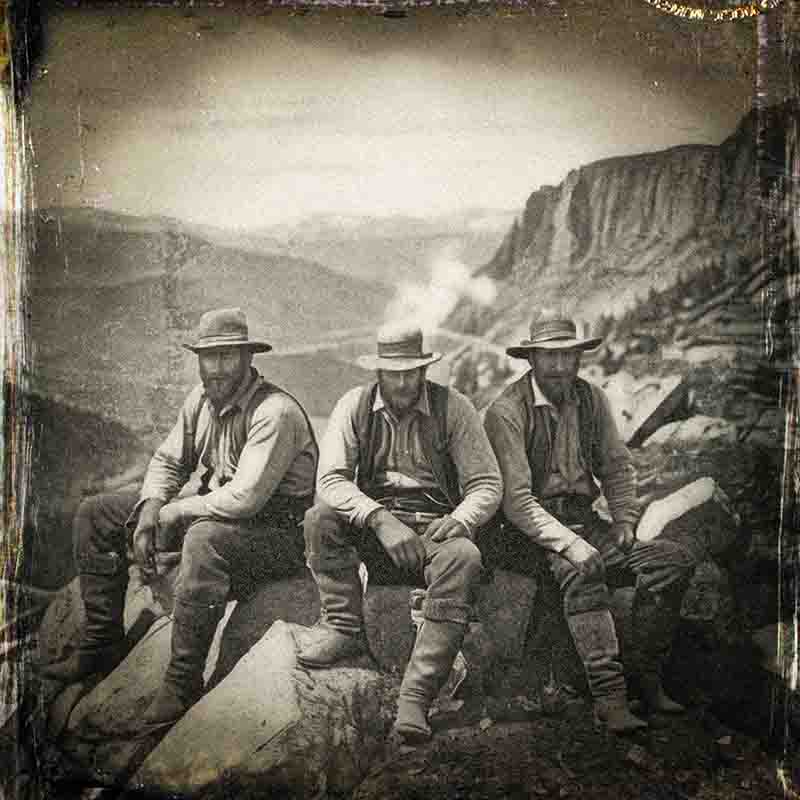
[480,514,697,676]
[304,501,483,625]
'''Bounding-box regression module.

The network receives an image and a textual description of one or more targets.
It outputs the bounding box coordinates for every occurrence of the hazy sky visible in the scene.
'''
[28,1,760,229]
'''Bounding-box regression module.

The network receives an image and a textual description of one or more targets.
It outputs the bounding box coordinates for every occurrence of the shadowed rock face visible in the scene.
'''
[448,103,794,344]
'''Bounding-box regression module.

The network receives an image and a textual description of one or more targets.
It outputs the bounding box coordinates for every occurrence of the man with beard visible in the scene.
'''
[41,308,319,727]
[482,311,697,733]
[298,321,502,744]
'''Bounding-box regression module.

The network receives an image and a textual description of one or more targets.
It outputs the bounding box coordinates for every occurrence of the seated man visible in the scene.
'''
[298,321,502,744]
[42,308,319,727]
[483,311,697,733]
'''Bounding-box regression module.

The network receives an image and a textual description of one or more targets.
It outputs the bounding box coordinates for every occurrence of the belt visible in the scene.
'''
[391,509,443,528]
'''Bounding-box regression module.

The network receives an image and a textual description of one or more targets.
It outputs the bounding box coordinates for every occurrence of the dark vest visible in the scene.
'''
[523,376,597,496]
[353,381,461,508]
[188,378,318,493]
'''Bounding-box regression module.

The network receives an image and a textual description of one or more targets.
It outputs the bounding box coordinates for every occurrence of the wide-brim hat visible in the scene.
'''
[357,321,442,371]
[506,315,602,359]
[182,308,272,354]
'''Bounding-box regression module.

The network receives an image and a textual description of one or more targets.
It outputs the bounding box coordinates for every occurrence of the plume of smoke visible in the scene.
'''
[384,245,497,334]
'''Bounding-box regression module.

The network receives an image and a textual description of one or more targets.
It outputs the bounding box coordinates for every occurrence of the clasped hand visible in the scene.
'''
[131,499,184,577]
[370,510,469,574]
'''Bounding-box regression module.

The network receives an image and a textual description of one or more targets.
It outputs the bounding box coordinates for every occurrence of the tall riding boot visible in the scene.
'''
[142,598,225,727]
[566,609,647,733]
[297,567,368,668]
[40,552,128,683]
[628,588,686,714]
[395,619,467,744]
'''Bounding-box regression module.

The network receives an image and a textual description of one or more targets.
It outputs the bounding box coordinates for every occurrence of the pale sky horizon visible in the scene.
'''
[28,2,761,230]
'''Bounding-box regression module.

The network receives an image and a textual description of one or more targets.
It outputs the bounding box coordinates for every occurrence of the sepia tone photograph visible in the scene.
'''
[1,0,799,797]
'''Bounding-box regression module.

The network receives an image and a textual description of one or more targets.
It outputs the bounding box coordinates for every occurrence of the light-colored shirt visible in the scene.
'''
[484,372,637,553]
[529,372,596,498]
[139,369,318,519]
[317,382,503,535]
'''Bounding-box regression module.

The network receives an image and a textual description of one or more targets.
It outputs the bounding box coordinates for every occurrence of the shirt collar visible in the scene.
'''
[373,381,431,417]
[528,371,579,411]
[215,367,262,418]
[529,371,555,409]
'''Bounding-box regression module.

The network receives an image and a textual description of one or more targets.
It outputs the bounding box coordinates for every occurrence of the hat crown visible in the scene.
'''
[528,316,578,345]
[195,308,249,345]
[183,308,272,353]
[375,322,428,360]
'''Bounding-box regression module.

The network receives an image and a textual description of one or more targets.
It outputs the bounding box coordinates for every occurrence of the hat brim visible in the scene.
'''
[356,352,442,371]
[506,337,602,358]
[183,341,273,354]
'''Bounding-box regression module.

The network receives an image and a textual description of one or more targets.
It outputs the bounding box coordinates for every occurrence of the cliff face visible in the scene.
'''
[449,104,791,346]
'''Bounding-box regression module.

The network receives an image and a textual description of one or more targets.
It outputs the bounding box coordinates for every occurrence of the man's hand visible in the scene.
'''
[424,514,470,543]
[131,499,163,576]
[562,538,605,581]
[370,509,426,573]
[609,522,636,554]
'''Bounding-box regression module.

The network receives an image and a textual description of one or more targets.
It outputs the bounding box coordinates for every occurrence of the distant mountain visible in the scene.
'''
[447,103,794,349]
[241,209,517,287]
[31,208,393,435]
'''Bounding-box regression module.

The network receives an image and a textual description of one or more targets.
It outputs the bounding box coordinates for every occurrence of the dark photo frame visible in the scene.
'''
[1,1,798,798]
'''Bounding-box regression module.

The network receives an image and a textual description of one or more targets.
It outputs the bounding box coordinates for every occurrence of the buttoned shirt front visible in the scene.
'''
[528,372,596,499]
[317,382,502,535]
[139,368,318,519]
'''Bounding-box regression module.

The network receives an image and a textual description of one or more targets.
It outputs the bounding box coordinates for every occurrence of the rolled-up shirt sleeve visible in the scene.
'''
[201,395,309,519]
[590,387,638,526]
[446,391,503,535]
[484,398,579,553]
[316,387,384,528]
[139,387,203,506]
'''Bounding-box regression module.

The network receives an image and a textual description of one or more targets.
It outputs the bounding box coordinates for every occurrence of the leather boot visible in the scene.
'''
[394,619,467,744]
[566,608,647,734]
[40,553,128,684]
[142,599,224,727]
[628,588,686,714]
[297,567,367,668]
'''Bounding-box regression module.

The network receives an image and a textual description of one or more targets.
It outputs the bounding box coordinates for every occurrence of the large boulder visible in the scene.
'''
[131,621,396,799]
[43,571,323,782]
[57,603,235,781]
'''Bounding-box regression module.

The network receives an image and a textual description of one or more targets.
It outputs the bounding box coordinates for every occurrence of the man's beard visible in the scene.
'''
[536,375,576,406]
[201,364,248,407]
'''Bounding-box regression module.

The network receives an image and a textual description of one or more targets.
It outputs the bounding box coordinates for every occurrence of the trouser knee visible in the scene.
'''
[561,570,611,617]
[303,502,359,573]
[73,494,128,571]
[176,520,230,605]
[424,538,483,623]
[636,539,697,595]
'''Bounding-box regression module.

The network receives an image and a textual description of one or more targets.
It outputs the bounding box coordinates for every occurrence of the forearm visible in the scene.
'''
[450,472,502,535]
[602,459,638,525]
[317,471,383,528]
[503,491,579,553]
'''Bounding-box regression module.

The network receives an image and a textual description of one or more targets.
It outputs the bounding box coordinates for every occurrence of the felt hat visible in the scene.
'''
[182,308,272,353]
[357,321,442,371]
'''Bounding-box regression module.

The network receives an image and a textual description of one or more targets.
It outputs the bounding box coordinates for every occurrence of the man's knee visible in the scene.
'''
[73,493,126,563]
[303,502,358,572]
[634,538,698,589]
[433,537,484,584]
[182,519,225,560]
[303,502,343,544]
[550,554,610,616]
